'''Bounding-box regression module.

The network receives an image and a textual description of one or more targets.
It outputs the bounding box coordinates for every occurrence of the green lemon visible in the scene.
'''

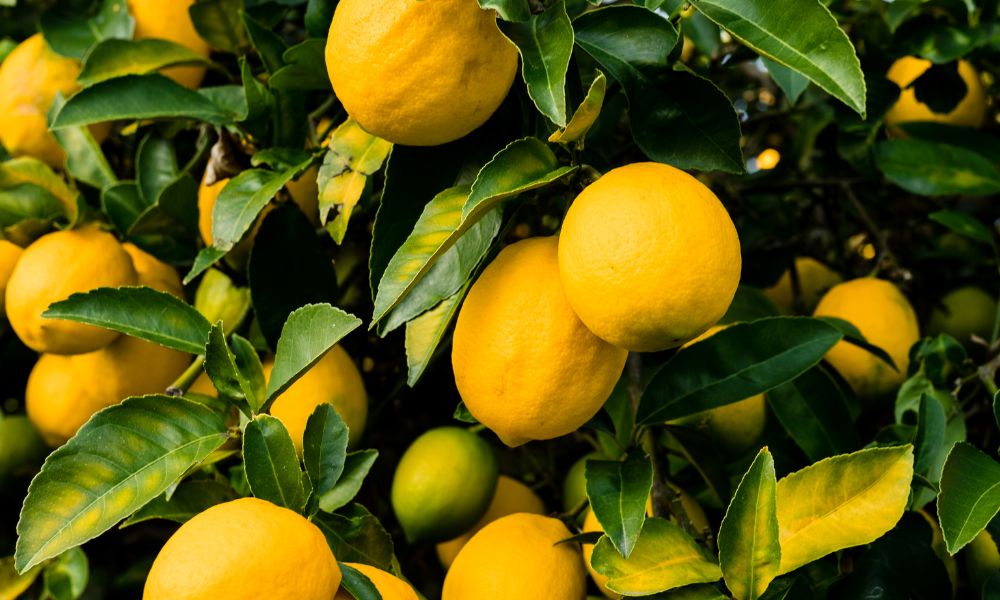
[563,452,599,512]
[0,414,47,480]
[927,286,997,344]
[391,427,498,543]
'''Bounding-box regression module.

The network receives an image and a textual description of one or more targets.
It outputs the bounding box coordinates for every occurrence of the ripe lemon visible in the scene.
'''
[391,427,498,543]
[452,237,628,447]
[334,563,418,600]
[6,227,138,355]
[885,56,987,132]
[123,243,184,299]
[764,257,844,314]
[442,513,587,600]
[436,475,546,569]
[0,239,23,317]
[325,0,518,146]
[144,497,341,600]
[187,372,216,396]
[558,162,742,352]
[813,278,919,400]
[563,453,601,512]
[966,530,1000,594]
[927,286,997,343]
[128,0,210,89]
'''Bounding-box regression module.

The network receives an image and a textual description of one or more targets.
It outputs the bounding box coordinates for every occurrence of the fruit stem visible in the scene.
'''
[167,355,206,395]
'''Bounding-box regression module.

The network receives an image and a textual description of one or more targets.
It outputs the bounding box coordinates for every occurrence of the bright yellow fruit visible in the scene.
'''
[326,0,518,146]
[333,563,418,600]
[143,497,341,600]
[885,56,987,132]
[764,257,844,314]
[0,239,23,317]
[966,530,1000,595]
[437,475,546,569]
[442,513,587,600]
[813,278,919,400]
[927,286,997,343]
[188,372,217,396]
[6,227,138,355]
[391,427,498,543]
[558,162,742,352]
[452,237,628,447]
[123,243,184,298]
[128,0,211,89]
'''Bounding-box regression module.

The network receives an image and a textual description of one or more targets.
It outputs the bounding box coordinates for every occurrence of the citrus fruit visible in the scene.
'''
[967,530,1000,595]
[391,427,498,543]
[927,286,997,343]
[0,415,46,481]
[558,162,742,352]
[143,497,341,600]
[813,278,919,400]
[436,475,546,569]
[0,239,23,317]
[123,243,184,299]
[563,453,600,513]
[325,0,518,146]
[334,563,418,600]
[885,56,987,132]
[128,0,211,89]
[187,372,217,396]
[442,513,587,600]
[764,257,844,314]
[6,226,138,355]
[452,237,628,447]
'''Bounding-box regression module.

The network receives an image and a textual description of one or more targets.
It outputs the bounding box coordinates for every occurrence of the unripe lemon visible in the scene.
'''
[764,257,844,314]
[436,475,546,569]
[123,243,184,299]
[442,513,588,600]
[144,497,342,600]
[966,530,1000,595]
[0,239,23,317]
[6,227,138,355]
[128,0,211,89]
[325,0,518,146]
[885,56,987,132]
[558,162,742,352]
[927,286,997,343]
[0,415,46,481]
[391,427,498,543]
[813,278,919,400]
[564,453,601,513]
[452,237,628,447]
[334,563,418,600]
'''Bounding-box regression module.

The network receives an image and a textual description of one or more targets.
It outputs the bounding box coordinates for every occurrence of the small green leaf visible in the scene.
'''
[404,284,469,387]
[41,547,88,600]
[549,71,606,145]
[761,57,809,104]
[243,415,307,513]
[313,504,396,571]
[913,394,947,480]
[211,164,310,253]
[767,366,860,461]
[77,38,212,86]
[929,210,996,248]
[48,95,116,191]
[40,0,133,60]
[121,479,238,527]
[318,450,378,513]
[204,324,263,416]
[875,139,1000,196]
[937,442,1000,554]
[135,133,178,207]
[586,453,652,559]
[303,404,349,501]
[241,10,287,75]
[190,0,249,53]
[337,564,381,600]
[269,39,330,91]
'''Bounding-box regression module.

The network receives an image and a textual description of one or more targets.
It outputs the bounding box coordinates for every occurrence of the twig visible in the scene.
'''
[166,356,206,396]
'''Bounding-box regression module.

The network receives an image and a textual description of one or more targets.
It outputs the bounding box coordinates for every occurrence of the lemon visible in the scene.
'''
[144,497,341,600]
[123,243,184,299]
[391,427,498,543]
[188,372,217,396]
[967,530,1000,595]
[927,286,997,343]
[558,162,742,352]
[326,0,518,146]
[885,56,987,132]
[128,0,211,89]
[564,453,600,512]
[0,415,46,481]
[442,513,588,600]
[6,227,138,355]
[437,475,546,569]
[452,237,628,447]
[0,239,23,317]
[334,563,418,600]
[764,257,844,314]
[813,278,919,400]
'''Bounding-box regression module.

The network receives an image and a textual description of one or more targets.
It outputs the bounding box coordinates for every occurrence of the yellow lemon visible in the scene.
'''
[197,175,258,268]
[6,227,138,355]
[558,162,742,352]
[813,278,919,400]
[144,497,341,600]
[128,0,211,89]
[326,0,518,146]
[885,56,987,132]
[188,372,216,396]
[764,257,844,314]
[756,148,781,170]
[442,513,587,600]
[967,530,1000,595]
[334,563,418,600]
[265,345,368,452]
[452,237,628,447]
[123,243,184,299]
[437,475,546,569]
[391,427,498,543]
[0,239,23,317]
[927,286,997,343]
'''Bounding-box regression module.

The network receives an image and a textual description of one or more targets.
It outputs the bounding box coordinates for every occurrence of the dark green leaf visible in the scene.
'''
[40,0,133,60]
[121,480,238,527]
[204,324,259,416]
[913,394,947,480]
[270,39,330,91]
[875,139,1000,196]
[318,450,378,513]
[303,404,349,501]
[585,453,652,558]
[101,182,145,235]
[929,210,995,247]
[720,286,781,324]
[190,0,249,53]
[135,133,178,206]
[899,122,1000,164]
[937,442,1000,554]
[242,415,307,512]
[767,366,860,461]
[313,504,395,571]
[305,0,336,37]
[241,10,287,74]
[337,564,381,600]
[41,547,88,600]
[48,95,116,191]
[77,38,213,86]
[762,57,809,104]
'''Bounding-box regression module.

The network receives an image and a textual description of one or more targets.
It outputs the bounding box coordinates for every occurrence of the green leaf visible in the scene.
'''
[638,317,843,424]
[135,133,178,206]
[404,284,469,387]
[190,0,249,53]
[937,442,1000,554]
[41,548,88,600]
[242,415,307,512]
[51,75,233,129]
[337,564,381,600]
[305,0,336,38]
[211,163,310,252]
[688,0,865,115]
[929,210,995,247]
[549,71,606,145]
[264,304,363,406]
[40,0,133,60]
[43,286,211,355]
[899,122,1000,164]
[318,450,378,513]
[313,504,395,571]
[720,286,781,324]
[718,448,780,600]
[101,182,145,236]
[204,324,261,416]
[591,517,722,595]
[303,404,349,501]
[767,366,860,461]
[478,0,531,21]
[585,453,652,559]
[269,39,330,91]
[0,157,79,229]
[875,139,1000,196]
[913,394,947,480]
[761,57,809,104]
[121,479,238,527]
[77,38,212,86]
[14,395,230,572]
[498,0,574,126]
[48,95,116,191]
[240,10,287,74]
[775,445,914,574]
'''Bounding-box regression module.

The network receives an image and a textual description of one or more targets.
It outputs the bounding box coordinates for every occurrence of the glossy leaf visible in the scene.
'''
[762,57,809,104]
[121,479,238,527]
[767,366,860,461]
[243,415,307,512]
[549,71,606,145]
[937,442,1000,554]
[775,445,914,574]
[314,504,395,571]
[479,0,531,21]
[318,450,378,513]
[269,39,330,91]
[0,157,79,227]
[203,325,263,416]
[41,547,88,600]
[135,133,178,206]
[48,96,116,191]
[77,38,213,86]
[875,139,1000,196]
[190,0,249,53]
[337,564,381,600]
[40,0,133,60]
[404,284,469,386]
[15,395,230,572]
[929,210,995,247]
[44,286,211,355]
[586,453,652,559]
[913,394,947,480]
[211,162,311,253]
[303,404,349,501]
